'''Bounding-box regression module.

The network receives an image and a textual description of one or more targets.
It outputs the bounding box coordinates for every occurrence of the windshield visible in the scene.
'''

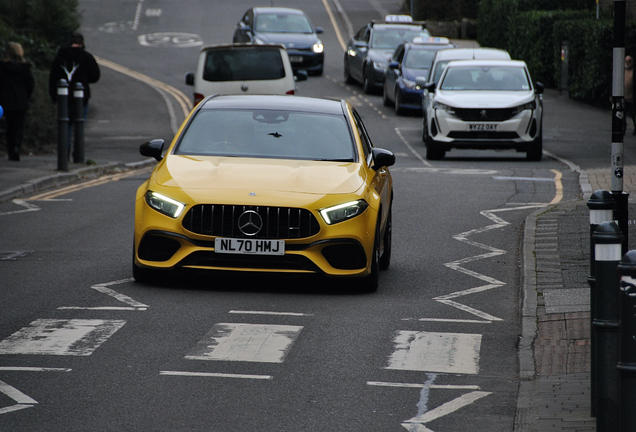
[254,13,313,33]
[440,66,531,91]
[176,109,356,162]
[404,49,436,69]
[371,29,431,49]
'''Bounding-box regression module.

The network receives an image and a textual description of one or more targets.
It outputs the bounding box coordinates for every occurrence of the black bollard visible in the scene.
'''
[56,79,69,171]
[72,83,85,164]
[592,221,623,432]
[617,251,636,432]
[587,190,616,416]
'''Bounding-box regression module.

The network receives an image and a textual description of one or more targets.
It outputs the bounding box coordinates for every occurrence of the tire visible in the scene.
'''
[394,89,404,115]
[423,120,445,160]
[526,130,543,161]
[358,218,381,293]
[382,82,392,107]
[132,243,160,283]
[379,205,392,270]
[344,59,355,84]
[362,68,373,94]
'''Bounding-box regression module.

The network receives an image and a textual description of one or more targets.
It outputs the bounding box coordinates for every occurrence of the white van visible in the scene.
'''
[185,43,306,105]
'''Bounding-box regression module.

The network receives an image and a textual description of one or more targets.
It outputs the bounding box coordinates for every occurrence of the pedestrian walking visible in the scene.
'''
[0,42,35,161]
[48,32,100,160]
[625,55,636,135]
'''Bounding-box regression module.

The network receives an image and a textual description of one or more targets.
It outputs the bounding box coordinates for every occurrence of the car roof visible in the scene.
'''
[433,48,511,61]
[199,43,285,52]
[371,23,426,31]
[445,59,527,68]
[253,7,306,16]
[200,95,345,115]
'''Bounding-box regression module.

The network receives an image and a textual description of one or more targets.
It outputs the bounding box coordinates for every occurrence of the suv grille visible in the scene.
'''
[453,108,517,122]
[182,205,320,239]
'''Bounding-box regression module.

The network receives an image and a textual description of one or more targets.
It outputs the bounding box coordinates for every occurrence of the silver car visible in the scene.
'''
[421,59,544,161]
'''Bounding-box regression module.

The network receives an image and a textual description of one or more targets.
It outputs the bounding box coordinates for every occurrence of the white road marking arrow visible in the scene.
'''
[0,380,37,414]
[401,391,491,431]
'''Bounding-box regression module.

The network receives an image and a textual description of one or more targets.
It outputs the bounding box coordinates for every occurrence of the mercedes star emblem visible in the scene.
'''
[238,210,263,236]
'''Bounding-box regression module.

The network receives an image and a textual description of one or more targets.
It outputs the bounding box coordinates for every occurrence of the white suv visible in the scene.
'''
[421,59,544,160]
[185,43,306,105]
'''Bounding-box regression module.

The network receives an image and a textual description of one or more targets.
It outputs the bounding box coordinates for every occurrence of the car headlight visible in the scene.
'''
[512,100,536,115]
[433,100,455,115]
[320,200,369,225]
[373,61,387,70]
[403,78,417,89]
[145,191,186,218]
[312,42,324,53]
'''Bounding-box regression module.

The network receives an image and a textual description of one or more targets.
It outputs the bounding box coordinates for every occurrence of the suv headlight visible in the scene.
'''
[512,100,536,115]
[433,100,455,115]
[320,200,369,225]
[145,191,185,218]
[373,61,387,70]
[312,42,324,53]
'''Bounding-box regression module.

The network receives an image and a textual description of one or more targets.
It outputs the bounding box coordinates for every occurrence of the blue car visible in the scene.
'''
[232,7,324,76]
[382,37,456,115]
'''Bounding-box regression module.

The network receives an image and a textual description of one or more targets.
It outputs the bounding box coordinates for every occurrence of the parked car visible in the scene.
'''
[232,7,324,76]
[134,94,395,292]
[382,36,456,115]
[344,15,431,93]
[421,59,544,160]
[184,43,305,106]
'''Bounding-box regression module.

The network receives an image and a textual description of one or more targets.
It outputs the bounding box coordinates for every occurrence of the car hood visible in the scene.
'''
[254,32,318,48]
[435,90,535,108]
[153,155,365,200]
[403,67,429,82]
[368,49,394,63]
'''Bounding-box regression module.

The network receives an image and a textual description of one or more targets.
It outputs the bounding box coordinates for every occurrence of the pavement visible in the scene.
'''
[1,64,634,431]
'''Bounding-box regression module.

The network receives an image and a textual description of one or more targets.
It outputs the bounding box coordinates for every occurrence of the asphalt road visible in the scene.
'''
[0,1,597,431]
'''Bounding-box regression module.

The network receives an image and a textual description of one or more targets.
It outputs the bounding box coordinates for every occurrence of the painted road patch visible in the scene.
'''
[387,331,482,374]
[0,319,125,356]
[185,323,303,363]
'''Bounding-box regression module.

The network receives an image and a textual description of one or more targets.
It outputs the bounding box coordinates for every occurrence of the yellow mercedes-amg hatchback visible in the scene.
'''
[133,95,394,291]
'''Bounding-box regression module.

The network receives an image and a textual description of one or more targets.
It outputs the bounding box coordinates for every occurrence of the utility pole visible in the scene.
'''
[611,0,629,254]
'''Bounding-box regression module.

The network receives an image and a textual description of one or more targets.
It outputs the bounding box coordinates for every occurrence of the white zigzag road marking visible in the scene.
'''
[436,204,547,322]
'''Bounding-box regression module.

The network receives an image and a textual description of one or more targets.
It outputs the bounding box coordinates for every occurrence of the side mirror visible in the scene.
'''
[140,139,165,162]
[388,61,399,69]
[371,148,396,170]
[316,27,324,34]
[424,82,436,92]
[295,70,308,82]
[535,82,545,94]
[185,72,194,86]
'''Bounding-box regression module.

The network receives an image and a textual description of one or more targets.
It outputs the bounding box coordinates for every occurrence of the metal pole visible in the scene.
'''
[587,190,616,417]
[611,0,629,254]
[592,221,623,432]
[617,250,636,432]
[72,83,85,164]
[56,79,69,172]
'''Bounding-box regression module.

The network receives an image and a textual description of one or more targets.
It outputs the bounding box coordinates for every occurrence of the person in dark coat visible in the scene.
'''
[0,42,35,161]
[49,32,100,160]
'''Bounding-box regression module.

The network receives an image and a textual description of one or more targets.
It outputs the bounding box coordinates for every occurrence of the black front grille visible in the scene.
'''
[453,108,517,122]
[179,251,320,272]
[182,205,320,239]
[448,131,519,140]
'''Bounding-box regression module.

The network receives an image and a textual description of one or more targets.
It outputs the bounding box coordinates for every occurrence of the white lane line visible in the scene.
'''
[395,128,432,167]
[228,310,312,317]
[185,324,303,363]
[0,379,38,415]
[493,176,554,181]
[402,391,491,429]
[160,371,272,380]
[0,199,40,216]
[58,278,148,311]
[0,367,71,372]
[0,319,126,356]
[367,382,480,390]
[392,167,499,175]
[386,331,482,375]
[407,318,492,324]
